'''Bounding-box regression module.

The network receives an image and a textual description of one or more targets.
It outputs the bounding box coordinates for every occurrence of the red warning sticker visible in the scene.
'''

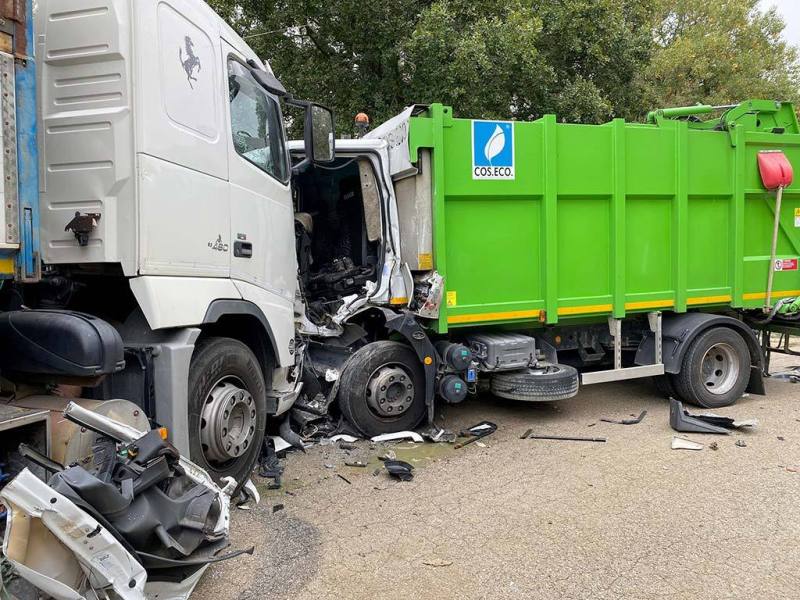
[775,258,799,271]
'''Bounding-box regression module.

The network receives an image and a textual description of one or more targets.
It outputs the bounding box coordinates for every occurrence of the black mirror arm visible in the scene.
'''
[285,97,315,175]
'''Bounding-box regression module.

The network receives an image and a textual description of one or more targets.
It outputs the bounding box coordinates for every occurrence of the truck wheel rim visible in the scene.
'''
[200,377,256,465]
[366,364,414,418]
[700,343,740,395]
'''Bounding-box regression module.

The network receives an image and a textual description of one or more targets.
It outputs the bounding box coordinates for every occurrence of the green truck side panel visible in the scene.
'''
[407,102,800,334]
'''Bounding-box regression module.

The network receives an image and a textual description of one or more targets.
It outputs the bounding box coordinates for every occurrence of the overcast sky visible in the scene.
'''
[760,0,800,47]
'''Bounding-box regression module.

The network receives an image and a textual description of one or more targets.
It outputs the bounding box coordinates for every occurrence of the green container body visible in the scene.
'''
[406,101,800,334]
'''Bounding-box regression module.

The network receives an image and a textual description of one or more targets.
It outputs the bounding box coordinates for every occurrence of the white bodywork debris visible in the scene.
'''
[328,434,359,443]
[671,437,704,451]
[371,431,424,444]
[1,469,149,600]
[1,403,236,600]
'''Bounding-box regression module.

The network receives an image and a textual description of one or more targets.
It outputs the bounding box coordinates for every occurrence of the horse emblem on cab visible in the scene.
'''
[179,36,201,88]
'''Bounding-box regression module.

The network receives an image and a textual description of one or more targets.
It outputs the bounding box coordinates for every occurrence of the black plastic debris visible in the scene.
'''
[272,504,284,513]
[669,399,732,434]
[383,460,414,481]
[601,410,647,425]
[258,439,285,489]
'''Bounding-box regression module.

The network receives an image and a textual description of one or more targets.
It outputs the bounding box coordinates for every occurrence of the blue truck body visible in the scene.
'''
[1,0,39,283]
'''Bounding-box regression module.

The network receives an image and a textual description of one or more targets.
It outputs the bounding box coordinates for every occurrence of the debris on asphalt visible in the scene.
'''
[669,398,747,434]
[336,474,352,484]
[524,434,607,443]
[324,463,335,469]
[338,442,358,450]
[672,436,704,451]
[520,428,533,439]
[272,503,285,513]
[778,436,785,441]
[384,460,415,481]
[735,439,748,448]
[259,439,285,489]
[236,478,261,510]
[330,434,359,443]
[378,450,397,461]
[420,425,457,443]
[771,366,800,383]
[601,410,647,425]
[422,558,453,567]
[268,435,293,453]
[455,421,497,449]
[280,415,307,452]
[709,442,719,451]
[371,431,424,443]
[345,460,367,468]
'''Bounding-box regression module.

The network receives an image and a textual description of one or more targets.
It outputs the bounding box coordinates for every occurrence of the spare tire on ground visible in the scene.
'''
[490,364,579,402]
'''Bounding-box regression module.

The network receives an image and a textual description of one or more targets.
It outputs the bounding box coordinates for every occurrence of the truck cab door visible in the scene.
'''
[222,44,297,311]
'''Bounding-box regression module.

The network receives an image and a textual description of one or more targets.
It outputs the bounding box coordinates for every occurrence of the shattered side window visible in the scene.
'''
[227,58,289,183]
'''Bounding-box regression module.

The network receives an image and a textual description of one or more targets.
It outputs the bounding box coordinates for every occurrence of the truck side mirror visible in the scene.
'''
[309,104,335,164]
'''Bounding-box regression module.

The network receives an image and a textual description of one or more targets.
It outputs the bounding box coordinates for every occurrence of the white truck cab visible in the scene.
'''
[31,0,337,484]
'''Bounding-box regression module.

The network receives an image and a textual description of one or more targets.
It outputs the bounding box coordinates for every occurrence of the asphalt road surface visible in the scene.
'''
[195,357,800,600]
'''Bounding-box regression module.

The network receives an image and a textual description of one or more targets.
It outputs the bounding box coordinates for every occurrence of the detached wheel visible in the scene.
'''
[188,337,267,492]
[338,341,426,437]
[490,363,579,401]
[673,327,750,408]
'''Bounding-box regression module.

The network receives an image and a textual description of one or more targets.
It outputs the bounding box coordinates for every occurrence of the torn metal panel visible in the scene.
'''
[2,403,243,600]
[2,469,148,600]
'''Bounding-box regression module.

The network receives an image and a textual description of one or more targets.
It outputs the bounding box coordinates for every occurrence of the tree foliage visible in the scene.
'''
[643,0,800,109]
[208,0,800,133]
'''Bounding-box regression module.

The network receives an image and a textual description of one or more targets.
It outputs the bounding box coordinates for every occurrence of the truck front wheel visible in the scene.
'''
[337,341,427,437]
[673,327,751,409]
[188,337,267,492]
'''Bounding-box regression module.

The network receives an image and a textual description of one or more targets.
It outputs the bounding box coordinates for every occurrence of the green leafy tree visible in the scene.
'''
[208,0,799,130]
[643,0,800,110]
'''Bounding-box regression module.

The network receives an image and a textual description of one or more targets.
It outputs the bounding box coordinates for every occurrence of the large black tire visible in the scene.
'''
[188,337,267,492]
[490,364,579,401]
[673,327,751,409]
[337,341,427,437]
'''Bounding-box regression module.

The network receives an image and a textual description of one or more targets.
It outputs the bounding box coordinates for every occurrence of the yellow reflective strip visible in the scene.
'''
[448,309,541,324]
[687,295,732,306]
[743,289,800,301]
[0,257,14,275]
[624,299,674,310]
[557,304,613,316]
[389,297,409,305]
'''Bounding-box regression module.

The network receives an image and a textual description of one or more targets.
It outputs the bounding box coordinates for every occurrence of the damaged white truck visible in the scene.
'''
[2,0,465,491]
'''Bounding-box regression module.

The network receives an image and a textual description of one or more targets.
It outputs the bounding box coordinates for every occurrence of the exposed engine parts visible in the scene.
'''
[307,256,376,300]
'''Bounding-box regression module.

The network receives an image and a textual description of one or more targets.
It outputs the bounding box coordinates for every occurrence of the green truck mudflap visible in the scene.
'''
[405,101,800,335]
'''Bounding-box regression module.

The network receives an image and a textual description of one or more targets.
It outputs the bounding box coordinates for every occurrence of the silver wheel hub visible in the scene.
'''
[200,379,256,464]
[701,342,740,395]
[366,365,415,417]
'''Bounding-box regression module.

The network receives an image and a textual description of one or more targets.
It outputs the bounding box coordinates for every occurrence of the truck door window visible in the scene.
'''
[228,59,288,183]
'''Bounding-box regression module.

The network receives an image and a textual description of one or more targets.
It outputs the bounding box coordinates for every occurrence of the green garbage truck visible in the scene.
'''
[288,99,800,435]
